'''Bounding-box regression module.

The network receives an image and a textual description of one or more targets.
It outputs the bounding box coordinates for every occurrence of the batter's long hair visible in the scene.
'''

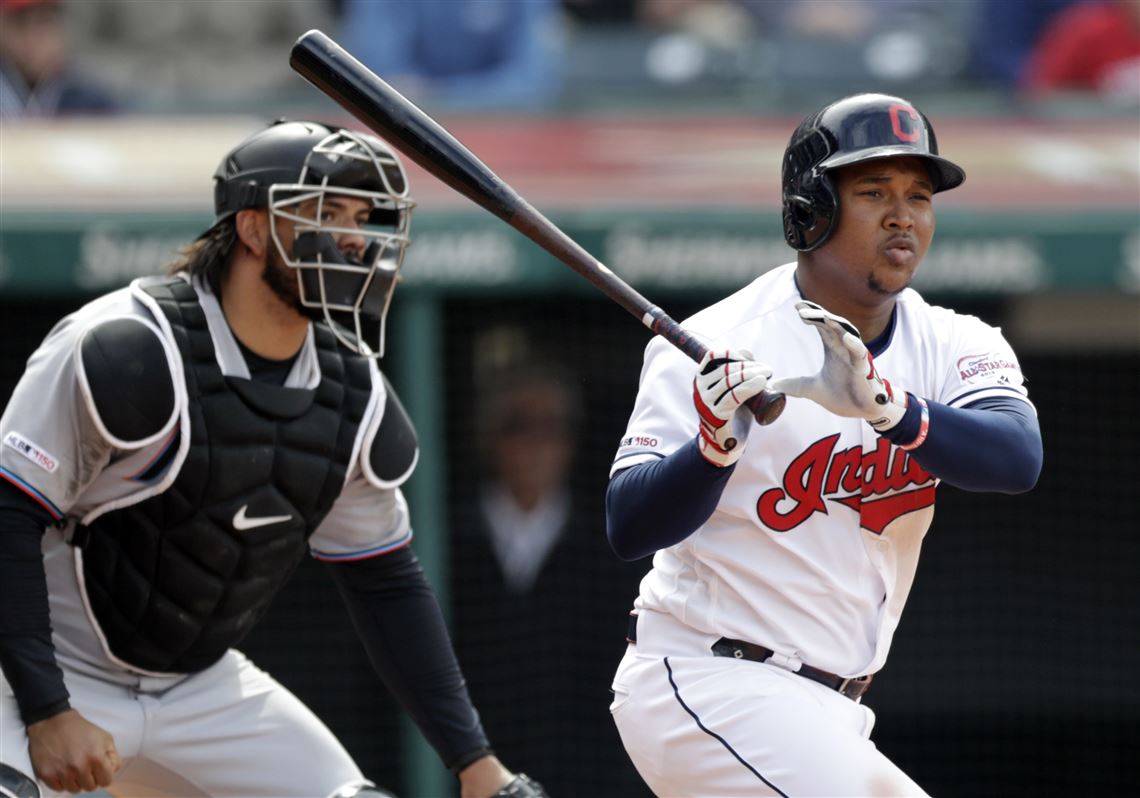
[164,218,238,298]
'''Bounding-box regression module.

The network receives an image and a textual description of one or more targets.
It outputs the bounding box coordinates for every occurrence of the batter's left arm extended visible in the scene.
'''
[879,395,1041,493]
[771,301,1042,493]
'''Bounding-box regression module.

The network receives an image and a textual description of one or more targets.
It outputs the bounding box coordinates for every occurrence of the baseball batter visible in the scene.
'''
[0,120,546,798]
[605,94,1043,797]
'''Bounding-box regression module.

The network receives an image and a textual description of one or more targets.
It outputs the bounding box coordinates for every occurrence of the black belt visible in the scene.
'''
[626,613,873,702]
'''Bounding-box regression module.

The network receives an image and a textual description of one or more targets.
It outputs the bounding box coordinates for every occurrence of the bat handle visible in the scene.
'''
[646,308,787,426]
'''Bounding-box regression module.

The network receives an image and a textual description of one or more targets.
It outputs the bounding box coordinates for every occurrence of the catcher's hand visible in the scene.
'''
[693,348,773,467]
[26,709,120,794]
[490,773,549,797]
[771,301,907,431]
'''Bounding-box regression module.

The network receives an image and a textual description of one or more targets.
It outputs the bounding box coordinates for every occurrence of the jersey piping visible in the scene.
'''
[311,529,414,562]
[0,466,64,521]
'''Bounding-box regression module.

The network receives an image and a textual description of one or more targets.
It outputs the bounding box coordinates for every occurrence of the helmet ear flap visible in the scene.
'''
[781,129,838,252]
[782,195,816,251]
[783,181,837,252]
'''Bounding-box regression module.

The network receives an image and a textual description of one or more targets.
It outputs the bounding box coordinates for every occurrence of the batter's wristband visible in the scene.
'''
[899,397,930,451]
[448,746,495,774]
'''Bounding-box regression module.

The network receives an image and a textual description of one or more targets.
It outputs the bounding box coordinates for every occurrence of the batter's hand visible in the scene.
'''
[771,301,907,430]
[27,709,121,793]
[693,348,773,467]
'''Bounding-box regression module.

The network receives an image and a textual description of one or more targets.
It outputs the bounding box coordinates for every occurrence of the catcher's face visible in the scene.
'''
[263,195,371,316]
[275,194,370,264]
[817,156,936,303]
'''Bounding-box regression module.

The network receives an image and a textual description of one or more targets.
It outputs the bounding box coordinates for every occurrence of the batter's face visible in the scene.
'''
[812,157,936,305]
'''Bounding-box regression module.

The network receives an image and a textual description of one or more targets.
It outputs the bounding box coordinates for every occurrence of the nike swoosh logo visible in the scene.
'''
[233,505,293,531]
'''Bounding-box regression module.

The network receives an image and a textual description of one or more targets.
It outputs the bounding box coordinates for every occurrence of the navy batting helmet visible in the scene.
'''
[781,93,965,252]
[212,119,414,357]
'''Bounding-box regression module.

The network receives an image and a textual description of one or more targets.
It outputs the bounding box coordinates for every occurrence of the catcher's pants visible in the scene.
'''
[0,650,367,798]
[610,611,929,797]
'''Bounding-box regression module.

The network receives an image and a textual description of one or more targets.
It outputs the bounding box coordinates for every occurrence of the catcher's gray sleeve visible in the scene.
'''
[1,289,182,519]
[1,312,110,518]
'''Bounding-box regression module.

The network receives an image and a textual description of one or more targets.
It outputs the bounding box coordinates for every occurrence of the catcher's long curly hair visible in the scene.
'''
[165,218,238,298]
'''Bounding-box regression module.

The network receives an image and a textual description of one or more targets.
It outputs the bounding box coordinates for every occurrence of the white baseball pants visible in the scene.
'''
[610,612,929,797]
[0,650,367,798]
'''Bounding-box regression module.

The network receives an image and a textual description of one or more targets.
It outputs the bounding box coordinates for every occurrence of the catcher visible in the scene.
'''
[0,119,547,798]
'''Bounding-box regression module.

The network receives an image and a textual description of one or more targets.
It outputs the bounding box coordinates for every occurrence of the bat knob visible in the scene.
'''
[748,390,786,426]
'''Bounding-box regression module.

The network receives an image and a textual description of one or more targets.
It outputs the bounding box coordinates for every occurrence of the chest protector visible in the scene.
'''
[79,278,373,674]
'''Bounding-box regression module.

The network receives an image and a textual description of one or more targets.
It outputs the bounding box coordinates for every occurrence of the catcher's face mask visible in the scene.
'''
[267,130,414,357]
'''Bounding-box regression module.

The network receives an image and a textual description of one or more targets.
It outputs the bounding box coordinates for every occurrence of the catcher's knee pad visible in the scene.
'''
[0,763,40,798]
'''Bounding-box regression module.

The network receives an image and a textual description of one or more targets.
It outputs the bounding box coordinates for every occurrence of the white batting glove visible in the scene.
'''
[693,349,773,467]
[770,301,908,431]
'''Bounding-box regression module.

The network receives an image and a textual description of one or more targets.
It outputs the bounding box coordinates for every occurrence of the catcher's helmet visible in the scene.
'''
[782,93,965,252]
[212,119,414,357]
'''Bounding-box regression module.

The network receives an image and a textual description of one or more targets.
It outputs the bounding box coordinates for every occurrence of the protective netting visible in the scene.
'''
[2,294,1136,797]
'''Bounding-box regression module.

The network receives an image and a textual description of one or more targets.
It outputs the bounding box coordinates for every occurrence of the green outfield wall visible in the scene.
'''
[2,209,1137,298]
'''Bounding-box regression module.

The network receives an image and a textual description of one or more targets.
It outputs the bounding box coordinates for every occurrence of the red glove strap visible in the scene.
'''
[899,397,930,451]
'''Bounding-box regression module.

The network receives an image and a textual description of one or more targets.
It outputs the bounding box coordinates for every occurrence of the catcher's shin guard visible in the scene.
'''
[0,764,40,798]
[492,773,549,798]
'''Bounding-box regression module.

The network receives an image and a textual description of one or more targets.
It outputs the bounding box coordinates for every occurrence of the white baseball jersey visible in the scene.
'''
[612,262,1032,679]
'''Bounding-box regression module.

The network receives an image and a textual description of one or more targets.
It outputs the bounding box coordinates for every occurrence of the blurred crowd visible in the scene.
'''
[2,0,1138,119]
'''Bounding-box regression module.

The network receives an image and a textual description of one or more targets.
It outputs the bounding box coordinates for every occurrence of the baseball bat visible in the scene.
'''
[289,30,785,426]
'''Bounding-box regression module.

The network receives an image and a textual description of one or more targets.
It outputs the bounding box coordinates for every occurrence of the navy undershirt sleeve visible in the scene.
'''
[0,480,71,725]
[606,395,1042,561]
[606,439,735,562]
[324,547,492,772]
[880,394,1042,493]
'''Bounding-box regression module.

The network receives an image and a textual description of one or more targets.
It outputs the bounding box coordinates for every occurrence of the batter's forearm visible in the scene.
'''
[606,439,734,561]
[880,394,1042,493]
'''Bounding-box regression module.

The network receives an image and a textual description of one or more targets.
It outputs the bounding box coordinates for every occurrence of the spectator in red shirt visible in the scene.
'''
[1022,0,1140,103]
